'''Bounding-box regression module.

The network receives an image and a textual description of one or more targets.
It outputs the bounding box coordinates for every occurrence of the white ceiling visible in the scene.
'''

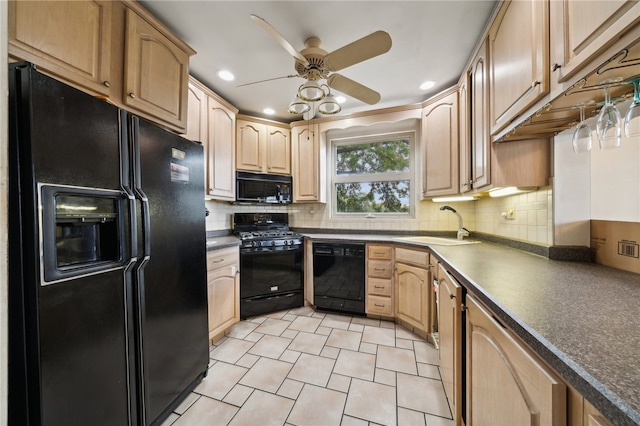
[139,1,498,123]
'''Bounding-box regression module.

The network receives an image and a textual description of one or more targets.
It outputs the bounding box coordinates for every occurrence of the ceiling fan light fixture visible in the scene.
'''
[318,93,341,115]
[298,80,326,101]
[288,97,311,114]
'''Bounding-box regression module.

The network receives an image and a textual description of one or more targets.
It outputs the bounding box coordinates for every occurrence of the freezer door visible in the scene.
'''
[131,116,209,424]
[8,63,137,426]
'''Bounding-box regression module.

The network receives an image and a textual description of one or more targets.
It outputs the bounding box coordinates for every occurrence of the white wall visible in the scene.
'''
[553,98,640,246]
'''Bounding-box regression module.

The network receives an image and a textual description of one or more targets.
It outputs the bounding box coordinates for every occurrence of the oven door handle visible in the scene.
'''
[240,246,303,255]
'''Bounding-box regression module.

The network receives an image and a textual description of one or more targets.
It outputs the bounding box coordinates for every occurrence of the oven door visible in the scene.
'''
[239,246,303,317]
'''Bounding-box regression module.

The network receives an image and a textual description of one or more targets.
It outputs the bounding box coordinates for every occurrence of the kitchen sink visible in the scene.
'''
[393,236,480,246]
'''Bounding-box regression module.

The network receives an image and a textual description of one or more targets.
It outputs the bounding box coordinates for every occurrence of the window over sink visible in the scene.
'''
[330,132,415,217]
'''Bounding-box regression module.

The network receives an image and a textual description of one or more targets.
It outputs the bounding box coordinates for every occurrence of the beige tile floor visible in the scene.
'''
[161,306,454,426]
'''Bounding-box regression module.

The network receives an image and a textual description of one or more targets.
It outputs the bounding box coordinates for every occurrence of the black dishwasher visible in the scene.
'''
[313,242,366,315]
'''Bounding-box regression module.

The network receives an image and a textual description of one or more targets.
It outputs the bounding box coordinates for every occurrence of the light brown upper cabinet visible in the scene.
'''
[8,0,113,97]
[186,77,238,201]
[291,123,324,203]
[421,88,459,198]
[460,39,490,194]
[489,0,550,135]
[8,0,195,134]
[550,0,640,85]
[123,8,192,132]
[236,116,291,175]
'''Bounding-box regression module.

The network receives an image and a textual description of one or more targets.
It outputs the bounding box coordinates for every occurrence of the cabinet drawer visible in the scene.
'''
[207,247,239,270]
[368,277,392,297]
[367,260,393,278]
[395,247,429,266]
[367,295,393,316]
[367,245,392,260]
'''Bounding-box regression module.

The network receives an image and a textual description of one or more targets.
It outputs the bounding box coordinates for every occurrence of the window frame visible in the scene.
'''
[329,131,416,218]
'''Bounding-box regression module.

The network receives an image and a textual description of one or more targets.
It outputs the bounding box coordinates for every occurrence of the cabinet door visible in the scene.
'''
[185,82,207,143]
[489,0,549,134]
[458,77,471,194]
[207,98,236,200]
[551,0,640,83]
[292,124,322,202]
[266,127,291,175]
[422,91,459,198]
[437,264,462,425]
[470,39,491,190]
[207,264,239,342]
[8,0,113,97]
[466,295,565,426]
[395,262,430,333]
[124,9,190,131]
[236,120,265,172]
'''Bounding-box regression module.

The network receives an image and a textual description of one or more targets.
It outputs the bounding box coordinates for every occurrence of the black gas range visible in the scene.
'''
[233,213,304,318]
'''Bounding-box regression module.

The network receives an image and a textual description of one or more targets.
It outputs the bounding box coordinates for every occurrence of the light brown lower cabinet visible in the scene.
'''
[206,247,240,343]
[394,247,431,335]
[466,294,566,425]
[366,244,394,317]
[437,263,463,426]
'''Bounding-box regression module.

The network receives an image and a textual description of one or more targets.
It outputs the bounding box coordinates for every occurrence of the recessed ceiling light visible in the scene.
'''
[420,80,436,90]
[263,108,275,115]
[335,96,346,104]
[217,70,235,81]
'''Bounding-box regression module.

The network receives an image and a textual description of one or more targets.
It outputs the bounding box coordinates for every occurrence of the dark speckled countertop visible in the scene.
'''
[430,242,640,426]
[304,233,640,425]
[205,235,241,251]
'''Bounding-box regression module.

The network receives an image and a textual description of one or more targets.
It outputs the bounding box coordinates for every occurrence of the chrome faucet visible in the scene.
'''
[440,205,470,240]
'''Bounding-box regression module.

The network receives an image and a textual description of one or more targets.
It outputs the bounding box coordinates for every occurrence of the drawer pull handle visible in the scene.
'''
[374,285,385,289]
[374,251,386,255]
[374,268,386,272]
[213,258,225,263]
[375,303,386,307]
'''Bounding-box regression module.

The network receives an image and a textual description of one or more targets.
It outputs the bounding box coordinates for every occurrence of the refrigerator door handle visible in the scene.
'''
[120,110,139,261]
[129,115,151,260]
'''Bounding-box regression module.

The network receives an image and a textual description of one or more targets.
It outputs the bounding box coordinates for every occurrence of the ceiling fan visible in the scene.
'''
[244,14,392,112]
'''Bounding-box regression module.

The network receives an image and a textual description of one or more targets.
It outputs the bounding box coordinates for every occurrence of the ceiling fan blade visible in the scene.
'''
[327,74,381,105]
[324,31,392,72]
[250,14,309,67]
[236,74,299,88]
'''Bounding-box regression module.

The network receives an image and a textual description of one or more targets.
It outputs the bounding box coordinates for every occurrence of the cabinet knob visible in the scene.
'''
[552,63,561,72]
[129,92,136,99]
[449,293,456,299]
[103,81,111,88]
[531,80,540,88]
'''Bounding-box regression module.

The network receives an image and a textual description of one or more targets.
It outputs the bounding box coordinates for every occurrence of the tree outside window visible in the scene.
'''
[333,134,413,215]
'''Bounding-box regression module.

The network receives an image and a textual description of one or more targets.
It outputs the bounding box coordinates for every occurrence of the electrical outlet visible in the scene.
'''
[502,207,516,220]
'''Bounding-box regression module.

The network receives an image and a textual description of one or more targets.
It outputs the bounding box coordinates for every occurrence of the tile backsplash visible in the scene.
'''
[205,186,552,246]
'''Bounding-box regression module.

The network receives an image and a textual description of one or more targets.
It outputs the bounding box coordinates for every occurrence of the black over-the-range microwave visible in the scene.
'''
[235,171,292,204]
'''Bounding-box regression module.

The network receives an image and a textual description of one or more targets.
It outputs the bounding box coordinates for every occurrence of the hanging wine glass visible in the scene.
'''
[596,83,622,149]
[624,79,640,138]
[572,103,593,153]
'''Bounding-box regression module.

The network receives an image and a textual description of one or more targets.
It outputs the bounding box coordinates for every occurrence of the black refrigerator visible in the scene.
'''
[8,63,210,425]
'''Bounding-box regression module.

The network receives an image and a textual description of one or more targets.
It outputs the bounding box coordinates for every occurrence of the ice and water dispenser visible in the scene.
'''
[40,186,126,283]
